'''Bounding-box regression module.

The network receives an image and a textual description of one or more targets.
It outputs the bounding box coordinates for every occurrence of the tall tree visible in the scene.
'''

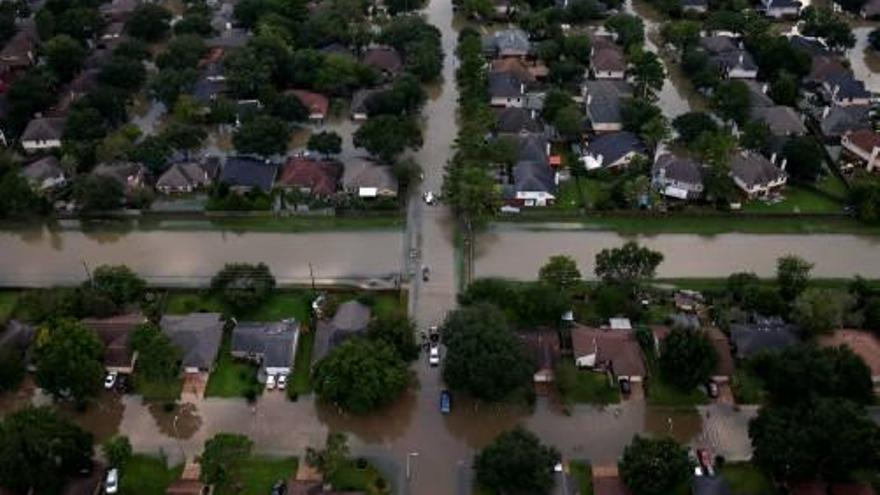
[629,49,665,100]
[619,436,691,495]
[776,255,813,302]
[102,436,132,469]
[305,432,350,480]
[307,131,343,157]
[659,328,718,390]
[200,433,253,487]
[594,241,664,289]
[353,115,422,163]
[782,136,824,182]
[232,114,290,157]
[130,323,181,382]
[44,34,86,82]
[126,4,172,41]
[712,80,751,125]
[604,14,644,51]
[88,264,145,306]
[791,289,853,337]
[33,319,105,404]
[475,428,560,495]
[538,255,582,292]
[210,262,276,313]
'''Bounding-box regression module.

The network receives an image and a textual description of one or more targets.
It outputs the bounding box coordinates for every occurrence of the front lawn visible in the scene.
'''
[0,291,18,323]
[163,291,311,324]
[742,185,844,214]
[556,361,621,405]
[164,291,226,315]
[720,462,776,495]
[205,334,261,399]
[120,454,182,495]
[216,457,298,495]
[731,368,765,405]
[555,180,587,211]
[646,375,709,408]
[289,329,315,398]
[570,461,593,495]
[133,373,183,402]
[328,459,390,495]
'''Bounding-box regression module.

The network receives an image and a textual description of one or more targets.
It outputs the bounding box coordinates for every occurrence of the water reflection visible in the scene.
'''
[148,401,203,439]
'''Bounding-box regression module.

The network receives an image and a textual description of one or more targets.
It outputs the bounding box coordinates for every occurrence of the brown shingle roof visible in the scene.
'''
[277,157,342,196]
[592,46,626,72]
[361,47,402,76]
[288,90,329,117]
[81,313,144,369]
[818,329,880,378]
[571,325,646,377]
[490,58,536,84]
[845,128,880,154]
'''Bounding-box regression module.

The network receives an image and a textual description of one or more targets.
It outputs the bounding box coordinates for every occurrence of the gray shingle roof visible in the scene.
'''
[494,107,544,134]
[584,80,632,126]
[157,162,214,190]
[827,72,872,100]
[21,117,66,142]
[220,157,278,191]
[482,29,531,56]
[818,105,871,138]
[342,158,398,195]
[653,153,703,186]
[160,313,224,370]
[21,156,64,183]
[750,106,807,136]
[586,131,646,166]
[489,71,525,99]
[729,151,785,188]
[729,318,799,359]
[231,320,298,369]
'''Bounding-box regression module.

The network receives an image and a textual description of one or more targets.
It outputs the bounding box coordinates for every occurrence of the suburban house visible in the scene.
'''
[804,55,848,88]
[289,89,330,122]
[729,150,787,199]
[842,129,880,172]
[160,313,224,374]
[99,21,126,48]
[350,87,384,121]
[862,0,880,18]
[82,314,145,375]
[699,36,758,79]
[56,69,101,112]
[276,157,343,197]
[584,80,633,133]
[815,105,871,142]
[193,48,228,103]
[494,107,544,135]
[511,134,557,207]
[99,0,139,21]
[205,26,249,49]
[230,319,299,382]
[343,158,398,199]
[361,46,403,79]
[729,317,799,359]
[156,160,219,194]
[21,156,67,192]
[761,0,802,18]
[589,35,626,80]
[750,106,807,137]
[489,71,526,108]
[0,321,34,365]
[490,58,547,84]
[681,0,709,13]
[517,328,561,392]
[20,116,66,153]
[0,28,37,74]
[571,325,647,384]
[822,73,872,107]
[818,329,880,385]
[652,151,704,200]
[482,29,531,58]
[314,300,372,362]
[93,162,148,193]
[580,131,647,171]
[220,156,279,192]
[652,327,735,383]
[744,81,774,108]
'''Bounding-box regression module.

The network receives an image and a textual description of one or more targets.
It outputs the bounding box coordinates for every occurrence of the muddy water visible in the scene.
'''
[0,227,402,287]
[475,227,880,279]
[851,27,880,93]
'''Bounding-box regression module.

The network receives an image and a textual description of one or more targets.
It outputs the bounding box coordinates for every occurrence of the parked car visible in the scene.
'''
[619,378,631,396]
[104,372,117,390]
[116,374,130,393]
[105,468,119,494]
[440,389,451,414]
[696,448,714,476]
[706,381,719,398]
[266,374,277,390]
[429,345,440,367]
[277,374,287,390]
[270,479,287,495]
[423,191,435,205]
[422,265,430,282]
[428,325,440,345]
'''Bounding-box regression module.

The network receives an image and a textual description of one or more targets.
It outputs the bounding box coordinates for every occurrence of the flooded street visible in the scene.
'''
[851,26,880,93]
[475,226,880,279]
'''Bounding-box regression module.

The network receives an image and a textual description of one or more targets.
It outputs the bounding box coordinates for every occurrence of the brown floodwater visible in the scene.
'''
[851,27,880,93]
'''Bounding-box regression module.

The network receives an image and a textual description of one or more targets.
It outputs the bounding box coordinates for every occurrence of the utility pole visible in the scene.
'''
[309,262,316,291]
[82,260,92,286]
[406,452,419,480]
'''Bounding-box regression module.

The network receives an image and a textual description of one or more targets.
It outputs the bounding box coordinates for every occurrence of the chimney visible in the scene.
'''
[780,158,788,171]
[586,94,592,105]
[520,83,525,94]
[225,22,231,31]
[770,152,777,164]
[822,106,830,119]
[761,83,768,94]
[870,146,880,172]
[738,53,744,65]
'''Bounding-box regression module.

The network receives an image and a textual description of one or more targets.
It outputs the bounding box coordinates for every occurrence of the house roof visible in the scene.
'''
[0,29,36,68]
[845,128,880,153]
[160,313,224,370]
[570,326,646,377]
[81,314,144,368]
[750,106,806,136]
[220,157,278,191]
[514,159,555,194]
[789,35,830,56]
[277,157,342,196]
[827,72,872,100]
[157,162,214,190]
[766,0,802,9]
[653,153,703,186]
[289,89,329,116]
[517,328,560,372]
[586,131,646,166]
[692,476,733,495]
[729,319,799,359]
[584,80,632,125]
[807,55,848,84]
[729,150,785,188]
[592,46,626,72]
[67,69,101,96]
[864,0,880,16]
[206,28,249,48]
[342,158,398,195]
[490,58,536,84]
[699,35,740,54]
[488,71,525,99]
[820,105,871,138]
[494,107,543,134]
[93,162,146,188]
[361,47,402,76]
[743,81,774,107]
[707,49,758,73]
[21,156,64,183]
[350,87,385,115]
[231,320,299,369]
[818,329,880,378]
[482,29,531,55]
[21,117,66,142]
[331,301,371,333]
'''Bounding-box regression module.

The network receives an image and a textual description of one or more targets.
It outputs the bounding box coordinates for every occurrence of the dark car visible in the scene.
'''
[706,381,719,398]
[422,265,430,282]
[270,480,287,495]
[440,389,451,414]
[115,374,130,393]
[619,378,631,396]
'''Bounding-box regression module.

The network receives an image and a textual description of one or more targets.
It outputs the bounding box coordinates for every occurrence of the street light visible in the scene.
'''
[406,452,419,480]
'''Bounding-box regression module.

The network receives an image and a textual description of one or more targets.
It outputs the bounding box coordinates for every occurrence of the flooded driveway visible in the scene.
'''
[475,226,880,279]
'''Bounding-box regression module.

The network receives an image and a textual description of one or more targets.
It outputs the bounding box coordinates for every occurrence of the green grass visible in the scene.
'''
[720,462,776,495]
[570,461,593,495]
[731,368,765,405]
[371,293,406,320]
[205,334,261,398]
[216,457,298,495]
[133,374,183,401]
[0,291,19,323]
[555,180,587,211]
[164,291,226,315]
[816,173,849,199]
[289,330,315,397]
[652,277,876,293]
[120,454,183,495]
[743,185,844,214]
[556,361,621,405]
[328,460,390,495]
[646,377,709,407]
[164,291,311,324]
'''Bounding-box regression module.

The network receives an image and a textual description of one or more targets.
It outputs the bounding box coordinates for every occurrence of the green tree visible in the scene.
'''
[44,34,86,82]
[200,433,253,487]
[594,241,664,289]
[475,427,560,495]
[224,46,272,99]
[776,255,813,302]
[307,131,343,157]
[442,304,533,401]
[0,168,43,219]
[782,136,823,182]
[88,264,145,306]
[659,328,718,390]
[672,112,718,147]
[174,13,214,36]
[367,312,419,362]
[850,179,880,224]
[553,105,585,140]
[99,55,147,92]
[870,27,880,50]
[801,6,855,50]
[629,49,665,99]
[210,262,276,313]
[126,4,172,41]
[33,319,105,404]
[768,70,799,107]
[791,289,853,337]
[102,436,132,469]
[749,399,880,482]
[660,20,701,52]
[0,407,93,494]
[604,14,644,51]
[740,120,770,151]
[156,34,206,70]
[130,323,181,382]
[619,436,691,495]
[712,80,751,124]
[312,338,409,414]
[353,115,423,163]
[233,114,290,157]
[0,348,25,393]
[305,432,349,479]
[149,68,199,106]
[538,255,582,292]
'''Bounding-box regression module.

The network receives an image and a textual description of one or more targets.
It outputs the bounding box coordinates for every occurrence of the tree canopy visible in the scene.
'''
[232,114,290,157]
[126,4,172,41]
[353,115,422,163]
[776,255,813,302]
[594,241,664,289]
[33,318,105,403]
[474,427,561,495]
[130,323,181,383]
[791,289,853,337]
[200,433,254,487]
[307,131,343,157]
[782,136,824,182]
[659,328,719,390]
[538,255,582,292]
[619,436,691,495]
[210,262,276,313]
[367,312,419,362]
[88,264,145,306]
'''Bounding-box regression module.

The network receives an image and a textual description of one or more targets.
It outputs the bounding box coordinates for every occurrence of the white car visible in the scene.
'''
[277,374,287,390]
[105,468,119,494]
[429,346,440,367]
[423,191,435,205]
[104,372,118,390]
[266,374,277,390]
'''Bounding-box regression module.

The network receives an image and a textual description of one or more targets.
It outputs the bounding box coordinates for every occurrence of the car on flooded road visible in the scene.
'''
[429,345,440,366]
[440,389,451,414]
